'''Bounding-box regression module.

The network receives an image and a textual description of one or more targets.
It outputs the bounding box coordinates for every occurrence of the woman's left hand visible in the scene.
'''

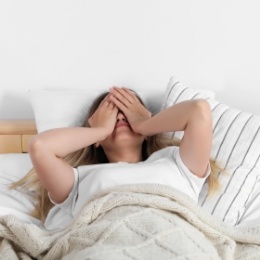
[109,87,152,134]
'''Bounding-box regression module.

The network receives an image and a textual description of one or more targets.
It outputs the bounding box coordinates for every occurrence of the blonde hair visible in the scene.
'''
[11,91,220,222]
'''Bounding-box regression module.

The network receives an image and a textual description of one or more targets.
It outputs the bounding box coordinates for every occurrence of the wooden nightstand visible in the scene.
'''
[0,120,37,153]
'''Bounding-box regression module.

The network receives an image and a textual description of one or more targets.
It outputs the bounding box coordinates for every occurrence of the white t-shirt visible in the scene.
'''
[44,146,210,231]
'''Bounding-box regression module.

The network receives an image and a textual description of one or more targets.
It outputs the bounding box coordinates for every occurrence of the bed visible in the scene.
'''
[1,77,260,259]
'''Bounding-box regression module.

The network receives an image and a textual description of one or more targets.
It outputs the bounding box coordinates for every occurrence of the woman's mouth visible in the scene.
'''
[115,122,130,128]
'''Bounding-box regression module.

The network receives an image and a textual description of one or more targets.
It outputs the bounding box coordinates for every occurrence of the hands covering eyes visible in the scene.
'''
[88,87,152,135]
[109,87,152,133]
[88,93,118,135]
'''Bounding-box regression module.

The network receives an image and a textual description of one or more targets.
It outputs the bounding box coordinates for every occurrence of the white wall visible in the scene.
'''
[1,0,260,119]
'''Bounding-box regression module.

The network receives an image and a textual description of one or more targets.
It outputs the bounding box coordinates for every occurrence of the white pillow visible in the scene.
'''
[28,89,100,133]
[28,89,163,133]
[162,76,260,226]
[161,76,215,110]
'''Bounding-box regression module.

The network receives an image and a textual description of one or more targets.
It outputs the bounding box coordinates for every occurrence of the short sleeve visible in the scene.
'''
[48,167,79,213]
[45,168,79,231]
[173,147,210,198]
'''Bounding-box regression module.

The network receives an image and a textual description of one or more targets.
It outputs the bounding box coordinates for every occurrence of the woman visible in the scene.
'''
[13,86,217,230]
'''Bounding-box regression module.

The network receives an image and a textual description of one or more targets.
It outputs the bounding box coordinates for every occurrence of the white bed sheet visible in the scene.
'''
[0,153,41,226]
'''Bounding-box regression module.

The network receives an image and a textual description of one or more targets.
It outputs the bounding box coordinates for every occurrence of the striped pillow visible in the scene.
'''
[162,76,260,226]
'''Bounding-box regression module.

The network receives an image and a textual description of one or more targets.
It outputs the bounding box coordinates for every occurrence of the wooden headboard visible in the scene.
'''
[0,120,37,154]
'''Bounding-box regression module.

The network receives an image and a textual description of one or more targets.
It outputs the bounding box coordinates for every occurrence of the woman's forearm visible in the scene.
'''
[29,127,109,158]
[139,99,212,177]
[139,99,211,136]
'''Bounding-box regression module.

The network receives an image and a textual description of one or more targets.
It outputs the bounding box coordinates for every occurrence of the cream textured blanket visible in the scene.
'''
[0,184,260,260]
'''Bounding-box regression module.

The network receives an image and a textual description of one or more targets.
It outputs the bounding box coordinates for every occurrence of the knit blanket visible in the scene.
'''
[0,184,260,260]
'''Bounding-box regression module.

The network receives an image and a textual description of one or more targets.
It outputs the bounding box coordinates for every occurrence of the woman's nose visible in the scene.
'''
[117,111,126,121]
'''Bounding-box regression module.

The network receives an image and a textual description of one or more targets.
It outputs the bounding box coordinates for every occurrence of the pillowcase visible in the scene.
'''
[28,89,162,133]
[161,76,216,109]
[162,76,260,226]
[28,89,100,133]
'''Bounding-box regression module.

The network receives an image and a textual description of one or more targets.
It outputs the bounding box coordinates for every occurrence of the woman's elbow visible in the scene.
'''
[28,136,47,159]
[193,99,212,122]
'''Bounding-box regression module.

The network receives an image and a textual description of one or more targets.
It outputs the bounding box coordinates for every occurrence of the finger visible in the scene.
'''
[108,101,114,109]
[109,94,127,114]
[111,104,118,114]
[110,87,134,106]
[111,102,118,110]
[122,87,140,102]
[87,117,93,127]
[99,93,111,107]
[102,100,110,107]
[118,87,136,103]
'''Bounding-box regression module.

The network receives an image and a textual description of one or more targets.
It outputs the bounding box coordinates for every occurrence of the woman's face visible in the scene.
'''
[91,91,146,152]
[99,109,145,151]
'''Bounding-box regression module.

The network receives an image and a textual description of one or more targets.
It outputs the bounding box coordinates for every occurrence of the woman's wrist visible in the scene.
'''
[134,119,151,136]
[94,126,112,141]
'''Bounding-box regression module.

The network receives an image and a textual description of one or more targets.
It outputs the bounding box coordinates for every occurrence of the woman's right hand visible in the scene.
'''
[108,87,152,134]
[88,93,118,138]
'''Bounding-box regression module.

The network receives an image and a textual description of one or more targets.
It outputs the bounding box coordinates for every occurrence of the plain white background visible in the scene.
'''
[1,0,260,119]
